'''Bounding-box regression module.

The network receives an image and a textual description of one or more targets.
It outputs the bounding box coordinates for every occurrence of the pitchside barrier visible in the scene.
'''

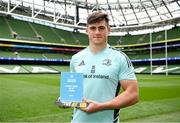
[0,64,179,74]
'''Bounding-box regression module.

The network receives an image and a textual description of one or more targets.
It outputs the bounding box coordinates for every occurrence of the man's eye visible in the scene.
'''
[99,27,105,30]
[90,27,96,30]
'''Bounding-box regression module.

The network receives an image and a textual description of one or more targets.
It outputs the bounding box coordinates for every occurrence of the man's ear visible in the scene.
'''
[108,27,111,34]
[86,27,88,33]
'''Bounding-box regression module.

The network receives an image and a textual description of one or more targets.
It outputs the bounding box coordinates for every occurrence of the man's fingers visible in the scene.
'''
[86,99,94,103]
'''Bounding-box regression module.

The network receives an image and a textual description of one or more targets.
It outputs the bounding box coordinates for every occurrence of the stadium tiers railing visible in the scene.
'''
[0,57,70,62]
[0,57,70,65]
[0,37,179,49]
[0,38,87,48]
[0,57,179,64]
[131,57,180,62]
[1,43,179,57]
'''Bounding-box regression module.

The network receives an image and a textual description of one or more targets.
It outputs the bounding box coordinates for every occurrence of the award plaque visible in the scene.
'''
[60,72,83,102]
[56,72,88,108]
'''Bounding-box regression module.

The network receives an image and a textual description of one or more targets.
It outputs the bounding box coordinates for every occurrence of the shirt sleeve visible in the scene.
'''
[70,56,75,72]
[118,53,136,80]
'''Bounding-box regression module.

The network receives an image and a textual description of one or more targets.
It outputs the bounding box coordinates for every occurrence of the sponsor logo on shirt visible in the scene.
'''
[91,65,95,73]
[102,59,112,66]
[78,60,85,66]
[84,74,109,79]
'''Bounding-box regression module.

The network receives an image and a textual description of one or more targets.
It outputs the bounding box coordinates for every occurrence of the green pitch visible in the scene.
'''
[0,73,180,122]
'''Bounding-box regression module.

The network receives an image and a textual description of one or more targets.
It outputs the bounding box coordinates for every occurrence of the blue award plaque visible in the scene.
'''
[60,72,83,103]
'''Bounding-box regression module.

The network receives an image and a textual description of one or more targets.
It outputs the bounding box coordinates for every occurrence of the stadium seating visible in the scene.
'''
[0,16,180,46]
[0,16,12,39]
[127,50,180,60]
[0,50,17,57]
[0,51,72,59]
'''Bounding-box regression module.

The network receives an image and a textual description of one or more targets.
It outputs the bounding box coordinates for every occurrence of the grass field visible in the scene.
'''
[0,73,180,122]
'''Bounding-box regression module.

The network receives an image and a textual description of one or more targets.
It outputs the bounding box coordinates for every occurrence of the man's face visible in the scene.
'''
[86,20,110,45]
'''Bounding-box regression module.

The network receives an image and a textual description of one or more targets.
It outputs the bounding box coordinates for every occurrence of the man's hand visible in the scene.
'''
[81,99,102,113]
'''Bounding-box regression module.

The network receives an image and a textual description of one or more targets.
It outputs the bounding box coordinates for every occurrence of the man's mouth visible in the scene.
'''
[94,37,102,38]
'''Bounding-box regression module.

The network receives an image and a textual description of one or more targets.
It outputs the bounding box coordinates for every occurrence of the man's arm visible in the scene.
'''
[83,80,139,113]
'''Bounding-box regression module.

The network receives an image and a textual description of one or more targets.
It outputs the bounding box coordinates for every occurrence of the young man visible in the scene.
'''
[70,11,139,123]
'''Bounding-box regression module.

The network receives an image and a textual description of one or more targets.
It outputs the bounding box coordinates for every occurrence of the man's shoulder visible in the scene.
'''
[72,47,88,59]
[108,46,126,57]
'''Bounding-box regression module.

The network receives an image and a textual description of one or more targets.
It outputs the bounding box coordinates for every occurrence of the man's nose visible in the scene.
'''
[95,29,100,34]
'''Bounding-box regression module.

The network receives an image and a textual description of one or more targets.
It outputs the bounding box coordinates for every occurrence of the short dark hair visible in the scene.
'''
[87,11,109,26]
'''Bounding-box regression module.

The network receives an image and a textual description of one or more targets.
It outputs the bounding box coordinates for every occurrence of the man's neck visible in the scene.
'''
[89,43,107,54]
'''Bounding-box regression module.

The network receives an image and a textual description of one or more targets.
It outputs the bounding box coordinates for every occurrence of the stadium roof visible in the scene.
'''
[0,0,180,35]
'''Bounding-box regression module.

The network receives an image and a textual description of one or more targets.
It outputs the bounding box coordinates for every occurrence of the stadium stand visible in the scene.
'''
[0,15,179,74]
[1,16,180,46]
